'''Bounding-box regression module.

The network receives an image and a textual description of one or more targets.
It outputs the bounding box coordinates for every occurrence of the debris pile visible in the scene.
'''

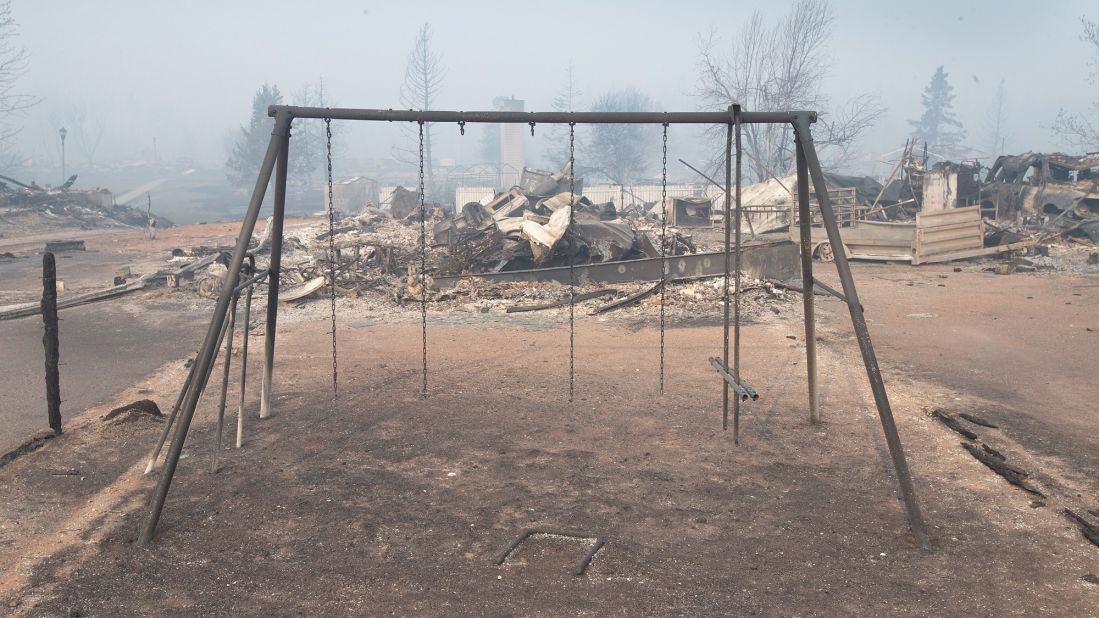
[150,202,796,323]
[983,152,1099,247]
[433,162,686,274]
[0,172,173,232]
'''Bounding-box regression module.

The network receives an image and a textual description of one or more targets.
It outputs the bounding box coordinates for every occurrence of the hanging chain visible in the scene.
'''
[733,107,744,443]
[567,122,576,403]
[324,118,338,401]
[721,121,733,431]
[659,122,668,395]
[418,121,428,399]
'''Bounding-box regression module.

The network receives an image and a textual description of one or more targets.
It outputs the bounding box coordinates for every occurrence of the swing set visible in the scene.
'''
[137,104,931,552]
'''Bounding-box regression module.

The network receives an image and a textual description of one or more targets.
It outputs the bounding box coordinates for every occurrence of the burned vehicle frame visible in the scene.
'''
[981,152,1099,222]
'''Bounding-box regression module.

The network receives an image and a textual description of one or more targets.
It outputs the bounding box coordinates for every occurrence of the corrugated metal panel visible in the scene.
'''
[455,186,496,208]
[582,186,624,206]
[624,185,705,205]
[582,184,705,207]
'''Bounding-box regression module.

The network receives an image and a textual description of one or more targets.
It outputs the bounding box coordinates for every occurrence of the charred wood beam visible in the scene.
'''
[932,409,978,440]
[961,442,1045,497]
[959,413,999,428]
[1063,509,1099,548]
[593,276,670,315]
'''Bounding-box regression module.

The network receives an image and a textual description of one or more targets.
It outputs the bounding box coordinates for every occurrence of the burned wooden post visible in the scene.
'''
[41,252,62,435]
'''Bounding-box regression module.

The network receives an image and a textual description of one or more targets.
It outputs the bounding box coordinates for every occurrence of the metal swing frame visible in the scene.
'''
[137,104,930,551]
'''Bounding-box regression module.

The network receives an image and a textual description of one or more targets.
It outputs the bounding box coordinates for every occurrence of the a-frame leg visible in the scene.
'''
[793,115,931,550]
[260,124,290,419]
[138,111,293,544]
[795,143,820,424]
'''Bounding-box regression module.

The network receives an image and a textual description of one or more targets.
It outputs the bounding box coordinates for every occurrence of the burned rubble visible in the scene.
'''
[0,172,172,233]
[433,162,666,274]
[126,145,1099,323]
[143,161,798,322]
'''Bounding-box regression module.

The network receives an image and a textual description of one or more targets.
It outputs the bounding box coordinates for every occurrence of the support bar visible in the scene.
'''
[268,105,815,126]
[234,268,270,294]
[811,277,851,306]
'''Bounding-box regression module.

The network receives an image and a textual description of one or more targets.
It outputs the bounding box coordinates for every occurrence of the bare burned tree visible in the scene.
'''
[291,77,340,189]
[395,23,446,200]
[0,1,37,166]
[582,88,658,186]
[693,0,884,182]
[980,79,1009,160]
[545,62,582,167]
[1052,16,1099,149]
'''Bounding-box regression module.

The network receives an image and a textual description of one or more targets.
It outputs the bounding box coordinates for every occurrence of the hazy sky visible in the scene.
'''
[11,0,1099,176]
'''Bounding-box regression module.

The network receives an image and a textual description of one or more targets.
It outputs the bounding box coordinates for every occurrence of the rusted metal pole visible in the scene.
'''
[138,112,290,545]
[793,115,931,550]
[41,253,61,435]
[270,105,815,126]
[211,294,237,474]
[795,142,820,424]
[260,126,290,419]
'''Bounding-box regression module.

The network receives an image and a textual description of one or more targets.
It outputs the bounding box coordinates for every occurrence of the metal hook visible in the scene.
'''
[458,120,466,136]
[529,121,536,136]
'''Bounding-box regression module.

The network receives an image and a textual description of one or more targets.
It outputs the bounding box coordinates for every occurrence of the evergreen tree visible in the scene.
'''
[909,66,965,145]
[226,83,283,188]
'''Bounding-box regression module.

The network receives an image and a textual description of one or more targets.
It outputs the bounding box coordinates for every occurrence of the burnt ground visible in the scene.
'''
[0,220,308,454]
[1,260,1098,616]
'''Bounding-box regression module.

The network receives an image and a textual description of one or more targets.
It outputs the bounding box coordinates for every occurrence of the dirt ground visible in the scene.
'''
[0,220,311,453]
[1,254,1097,615]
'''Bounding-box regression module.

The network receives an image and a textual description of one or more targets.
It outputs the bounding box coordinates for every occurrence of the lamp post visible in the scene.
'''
[58,127,67,185]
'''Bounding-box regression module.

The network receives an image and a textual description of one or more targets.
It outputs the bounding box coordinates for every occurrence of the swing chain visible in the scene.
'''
[418,121,428,398]
[567,121,576,403]
[659,121,668,395]
[458,120,465,136]
[324,118,338,401]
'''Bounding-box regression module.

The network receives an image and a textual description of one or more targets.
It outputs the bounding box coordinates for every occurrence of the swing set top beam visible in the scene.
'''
[268,105,816,126]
